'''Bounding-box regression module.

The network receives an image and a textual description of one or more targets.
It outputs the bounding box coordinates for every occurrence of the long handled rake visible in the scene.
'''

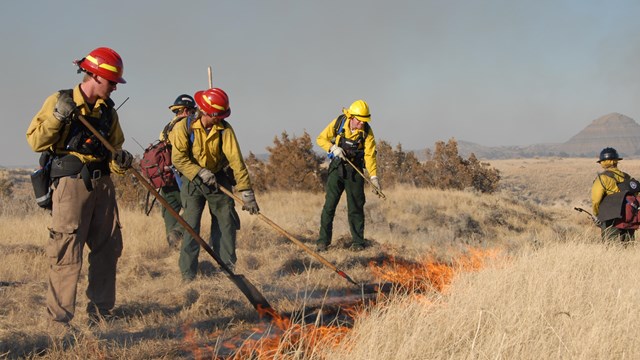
[77,114,277,317]
[218,187,359,286]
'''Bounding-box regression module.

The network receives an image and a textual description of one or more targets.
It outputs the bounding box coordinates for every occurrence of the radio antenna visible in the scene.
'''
[116,97,130,111]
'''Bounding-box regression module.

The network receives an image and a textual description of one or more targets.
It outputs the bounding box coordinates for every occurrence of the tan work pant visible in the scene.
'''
[47,175,122,322]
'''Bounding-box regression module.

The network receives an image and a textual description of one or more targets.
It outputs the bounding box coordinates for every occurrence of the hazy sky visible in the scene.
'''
[3,0,640,167]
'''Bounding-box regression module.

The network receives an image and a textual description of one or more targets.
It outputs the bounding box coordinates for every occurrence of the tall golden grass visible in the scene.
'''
[0,157,638,359]
[325,238,640,359]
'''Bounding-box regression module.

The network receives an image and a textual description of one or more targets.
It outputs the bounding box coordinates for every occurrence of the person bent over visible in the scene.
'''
[169,88,259,281]
[316,99,380,252]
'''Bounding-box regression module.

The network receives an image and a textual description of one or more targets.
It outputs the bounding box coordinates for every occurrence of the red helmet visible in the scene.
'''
[194,88,230,118]
[75,47,126,84]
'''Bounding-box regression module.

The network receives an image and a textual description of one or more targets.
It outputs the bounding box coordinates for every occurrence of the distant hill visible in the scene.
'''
[557,113,640,157]
[448,113,640,160]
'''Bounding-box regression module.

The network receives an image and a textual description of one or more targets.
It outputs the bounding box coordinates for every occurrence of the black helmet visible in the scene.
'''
[169,94,196,113]
[597,147,622,163]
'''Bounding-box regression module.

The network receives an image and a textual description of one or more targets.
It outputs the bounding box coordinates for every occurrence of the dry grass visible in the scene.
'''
[0,158,638,359]
[326,238,640,359]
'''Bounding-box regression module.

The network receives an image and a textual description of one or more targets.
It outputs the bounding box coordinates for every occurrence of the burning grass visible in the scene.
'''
[368,248,501,294]
[179,247,502,359]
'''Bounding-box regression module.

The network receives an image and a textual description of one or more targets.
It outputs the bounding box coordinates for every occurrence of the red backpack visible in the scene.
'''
[614,193,640,229]
[140,115,231,190]
[139,118,185,189]
[140,140,175,189]
[597,171,640,229]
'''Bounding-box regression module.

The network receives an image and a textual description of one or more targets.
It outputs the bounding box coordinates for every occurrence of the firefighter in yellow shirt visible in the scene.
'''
[169,88,259,281]
[26,47,133,327]
[591,147,635,242]
[316,99,379,252]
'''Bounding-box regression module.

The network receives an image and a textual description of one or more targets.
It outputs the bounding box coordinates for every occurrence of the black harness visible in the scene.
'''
[332,114,369,166]
[59,89,114,158]
[50,89,115,191]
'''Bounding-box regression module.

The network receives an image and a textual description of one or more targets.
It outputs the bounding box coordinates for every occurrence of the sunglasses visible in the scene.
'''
[97,75,117,86]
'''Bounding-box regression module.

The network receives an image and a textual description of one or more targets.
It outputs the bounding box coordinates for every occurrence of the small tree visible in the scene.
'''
[264,131,325,192]
[375,141,426,188]
[466,153,501,193]
[425,139,470,190]
[424,138,500,193]
[394,144,426,187]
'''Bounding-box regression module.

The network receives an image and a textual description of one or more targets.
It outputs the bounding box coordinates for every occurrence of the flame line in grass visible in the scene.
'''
[183,247,501,359]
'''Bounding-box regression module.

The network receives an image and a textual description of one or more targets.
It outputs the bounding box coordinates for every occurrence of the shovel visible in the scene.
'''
[76,113,277,317]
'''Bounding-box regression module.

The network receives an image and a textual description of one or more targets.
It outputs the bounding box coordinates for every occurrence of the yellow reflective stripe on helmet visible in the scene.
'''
[86,55,119,74]
[202,95,227,111]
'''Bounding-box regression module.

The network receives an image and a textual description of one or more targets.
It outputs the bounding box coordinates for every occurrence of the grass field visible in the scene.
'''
[1,157,639,359]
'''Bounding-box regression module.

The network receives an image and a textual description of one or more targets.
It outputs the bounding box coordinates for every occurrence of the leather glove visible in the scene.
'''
[329,144,346,160]
[370,176,381,191]
[114,149,133,169]
[197,168,217,188]
[241,190,260,215]
[53,92,77,123]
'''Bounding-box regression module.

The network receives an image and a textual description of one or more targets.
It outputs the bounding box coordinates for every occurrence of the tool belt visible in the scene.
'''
[50,155,110,192]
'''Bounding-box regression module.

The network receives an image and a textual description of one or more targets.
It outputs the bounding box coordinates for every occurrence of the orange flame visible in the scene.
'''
[186,247,501,359]
[182,322,219,359]
[369,247,500,294]
[257,304,291,330]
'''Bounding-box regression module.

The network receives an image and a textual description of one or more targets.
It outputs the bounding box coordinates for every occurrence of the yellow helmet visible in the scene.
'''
[344,99,371,122]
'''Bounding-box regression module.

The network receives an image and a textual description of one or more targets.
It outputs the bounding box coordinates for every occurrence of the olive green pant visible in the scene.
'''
[178,174,240,280]
[601,221,635,243]
[318,159,366,247]
[48,176,122,323]
[160,185,183,237]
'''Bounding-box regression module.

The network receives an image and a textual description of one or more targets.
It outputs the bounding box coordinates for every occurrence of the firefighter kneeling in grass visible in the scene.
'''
[316,99,379,252]
[591,147,640,243]
[169,88,259,281]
